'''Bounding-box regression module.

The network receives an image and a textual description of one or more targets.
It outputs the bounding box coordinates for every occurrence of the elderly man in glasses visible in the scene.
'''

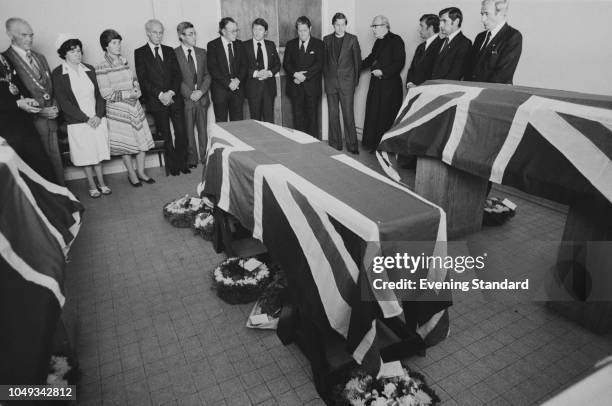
[361,15,405,153]
[207,17,248,122]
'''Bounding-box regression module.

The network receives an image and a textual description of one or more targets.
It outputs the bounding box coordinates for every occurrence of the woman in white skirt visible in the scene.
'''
[52,36,111,198]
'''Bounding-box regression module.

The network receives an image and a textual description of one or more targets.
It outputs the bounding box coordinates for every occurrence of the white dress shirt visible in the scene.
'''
[148,42,163,61]
[424,34,438,51]
[181,44,197,73]
[221,36,234,73]
[299,38,310,52]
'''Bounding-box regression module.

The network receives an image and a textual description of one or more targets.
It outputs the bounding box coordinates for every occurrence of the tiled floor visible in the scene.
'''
[64,152,612,405]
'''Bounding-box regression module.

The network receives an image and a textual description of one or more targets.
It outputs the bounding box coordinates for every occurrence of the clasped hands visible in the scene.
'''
[158,90,175,106]
[17,98,59,119]
[228,78,240,91]
[190,89,204,102]
[87,116,102,129]
[293,71,307,85]
[371,69,383,79]
[255,70,273,81]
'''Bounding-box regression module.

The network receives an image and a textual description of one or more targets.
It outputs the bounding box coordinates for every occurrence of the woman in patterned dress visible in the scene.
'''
[95,29,155,186]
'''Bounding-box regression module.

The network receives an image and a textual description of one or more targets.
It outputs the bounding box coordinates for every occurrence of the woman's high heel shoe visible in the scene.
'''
[128,176,142,187]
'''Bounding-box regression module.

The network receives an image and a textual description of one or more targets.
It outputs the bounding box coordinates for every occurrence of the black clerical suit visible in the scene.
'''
[207,37,248,122]
[134,43,187,174]
[243,38,281,123]
[431,31,472,80]
[467,22,522,84]
[283,36,324,138]
[361,31,406,151]
[406,36,444,86]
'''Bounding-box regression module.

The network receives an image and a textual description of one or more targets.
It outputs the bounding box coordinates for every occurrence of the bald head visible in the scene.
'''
[371,15,390,39]
[5,17,34,50]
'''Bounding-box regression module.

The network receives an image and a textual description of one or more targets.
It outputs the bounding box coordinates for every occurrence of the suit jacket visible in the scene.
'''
[0,58,38,141]
[3,47,55,108]
[51,62,106,124]
[134,43,182,112]
[406,36,443,86]
[283,36,324,97]
[174,45,211,107]
[206,37,248,97]
[431,31,472,81]
[467,23,522,84]
[323,32,361,93]
[243,39,281,99]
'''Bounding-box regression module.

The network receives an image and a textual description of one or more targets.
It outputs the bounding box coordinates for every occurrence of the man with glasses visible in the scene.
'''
[283,16,324,138]
[431,7,472,80]
[135,19,189,176]
[323,12,361,153]
[174,21,211,169]
[361,15,405,153]
[207,17,247,122]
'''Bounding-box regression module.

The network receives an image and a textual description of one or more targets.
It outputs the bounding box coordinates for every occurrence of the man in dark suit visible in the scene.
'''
[467,0,522,84]
[323,12,361,153]
[4,18,64,185]
[283,16,324,138]
[406,14,443,88]
[174,21,211,169]
[431,7,472,81]
[243,18,281,123]
[135,19,188,176]
[207,17,247,122]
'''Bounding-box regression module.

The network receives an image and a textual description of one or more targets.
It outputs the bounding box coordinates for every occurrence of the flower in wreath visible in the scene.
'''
[212,257,272,304]
[383,382,397,399]
[163,195,209,228]
[193,211,215,240]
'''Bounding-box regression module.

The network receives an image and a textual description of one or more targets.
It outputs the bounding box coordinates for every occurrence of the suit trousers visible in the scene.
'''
[291,89,319,139]
[212,89,244,122]
[326,88,358,152]
[184,100,209,166]
[248,85,275,123]
[150,104,187,172]
[33,117,64,186]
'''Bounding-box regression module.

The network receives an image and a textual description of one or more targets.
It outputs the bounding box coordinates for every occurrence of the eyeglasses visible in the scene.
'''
[370,24,386,28]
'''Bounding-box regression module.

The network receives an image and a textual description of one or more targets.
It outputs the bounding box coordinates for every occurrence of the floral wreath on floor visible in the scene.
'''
[483,197,516,227]
[163,195,210,228]
[193,211,215,241]
[333,368,440,406]
[246,270,287,330]
[212,257,272,304]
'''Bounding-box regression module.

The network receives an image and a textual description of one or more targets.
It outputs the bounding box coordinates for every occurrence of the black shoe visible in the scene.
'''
[189,164,197,169]
[128,176,142,187]
[170,170,180,176]
[138,176,156,184]
[180,168,191,174]
[348,149,359,155]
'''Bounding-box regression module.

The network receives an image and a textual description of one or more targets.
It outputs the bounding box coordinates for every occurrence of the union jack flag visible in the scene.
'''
[203,120,450,374]
[378,80,612,205]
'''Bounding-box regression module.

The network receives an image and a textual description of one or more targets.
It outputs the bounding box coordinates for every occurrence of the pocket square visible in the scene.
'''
[309,51,315,54]
[492,50,498,55]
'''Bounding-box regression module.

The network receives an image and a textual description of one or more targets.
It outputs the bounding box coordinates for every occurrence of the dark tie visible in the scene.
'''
[187,49,197,88]
[227,43,235,76]
[480,31,492,52]
[26,50,41,79]
[439,37,449,54]
[256,42,264,69]
[154,46,163,67]
[300,41,306,54]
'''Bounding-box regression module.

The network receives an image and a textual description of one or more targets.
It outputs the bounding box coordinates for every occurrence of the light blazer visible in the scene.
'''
[323,32,361,93]
[51,62,106,125]
[467,23,522,84]
[243,39,281,99]
[174,45,211,107]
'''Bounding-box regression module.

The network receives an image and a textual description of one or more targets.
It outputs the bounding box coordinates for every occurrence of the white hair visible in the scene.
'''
[145,19,163,32]
[482,0,509,15]
[372,15,390,29]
